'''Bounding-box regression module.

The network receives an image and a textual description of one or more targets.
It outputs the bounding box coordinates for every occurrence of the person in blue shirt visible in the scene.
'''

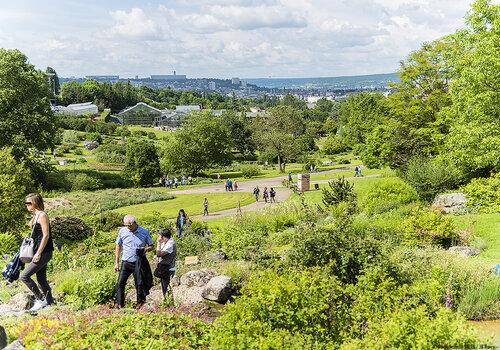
[114,214,153,308]
[175,209,188,238]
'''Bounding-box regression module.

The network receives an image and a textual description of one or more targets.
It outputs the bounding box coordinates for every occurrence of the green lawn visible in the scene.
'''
[452,212,500,263]
[114,192,254,219]
[128,125,172,139]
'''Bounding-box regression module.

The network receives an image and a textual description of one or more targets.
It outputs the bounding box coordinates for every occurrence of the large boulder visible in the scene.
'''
[172,285,205,305]
[0,325,7,349]
[448,246,481,256]
[8,292,35,311]
[180,269,218,287]
[432,192,467,214]
[3,340,25,349]
[202,275,233,303]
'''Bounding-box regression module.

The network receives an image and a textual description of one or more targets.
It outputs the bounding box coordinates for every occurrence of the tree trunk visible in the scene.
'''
[278,155,285,173]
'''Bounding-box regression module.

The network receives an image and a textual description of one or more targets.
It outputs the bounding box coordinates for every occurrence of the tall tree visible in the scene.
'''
[252,105,306,172]
[160,111,232,176]
[123,139,160,187]
[46,66,60,95]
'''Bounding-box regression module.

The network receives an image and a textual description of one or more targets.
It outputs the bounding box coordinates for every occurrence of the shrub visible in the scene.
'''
[0,232,18,255]
[240,164,261,178]
[50,216,92,242]
[401,208,458,247]
[461,172,500,213]
[322,135,347,155]
[175,231,212,260]
[87,211,124,232]
[68,173,104,191]
[123,140,160,187]
[322,177,356,207]
[15,308,211,349]
[94,143,126,164]
[86,132,102,143]
[73,148,83,156]
[147,132,157,139]
[211,269,349,348]
[402,157,460,201]
[62,130,82,144]
[458,277,500,320]
[363,178,418,215]
[55,269,116,309]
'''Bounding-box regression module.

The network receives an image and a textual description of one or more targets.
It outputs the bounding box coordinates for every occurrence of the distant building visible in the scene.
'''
[231,77,241,85]
[208,81,216,90]
[241,81,247,88]
[53,102,98,116]
[117,102,162,125]
[150,74,187,80]
[85,75,120,81]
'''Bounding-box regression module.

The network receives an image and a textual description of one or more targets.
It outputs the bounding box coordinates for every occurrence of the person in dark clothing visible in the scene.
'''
[203,198,209,216]
[269,187,276,203]
[115,215,153,309]
[19,193,55,312]
[155,228,176,297]
[176,209,188,239]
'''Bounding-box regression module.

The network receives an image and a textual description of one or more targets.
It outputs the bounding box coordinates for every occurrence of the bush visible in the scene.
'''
[401,208,458,247]
[73,148,83,156]
[86,132,102,143]
[62,130,82,144]
[322,177,356,207]
[211,269,348,348]
[14,308,211,349]
[458,277,500,320]
[0,232,18,255]
[363,178,419,215]
[94,143,126,164]
[176,231,212,260]
[461,172,500,213]
[123,140,160,187]
[322,135,347,155]
[87,211,124,232]
[50,216,92,242]
[68,173,104,191]
[240,164,261,178]
[402,157,460,201]
[55,269,116,309]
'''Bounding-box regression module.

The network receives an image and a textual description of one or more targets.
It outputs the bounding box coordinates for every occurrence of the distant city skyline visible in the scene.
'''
[0,0,474,78]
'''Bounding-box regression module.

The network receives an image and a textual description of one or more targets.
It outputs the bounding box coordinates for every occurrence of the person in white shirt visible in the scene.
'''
[155,228,176,297]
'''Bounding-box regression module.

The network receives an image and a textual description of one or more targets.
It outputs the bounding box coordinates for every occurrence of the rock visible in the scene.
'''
[4,340,25,349]
[202,275,233,303]
[8,292,35,311]
[83,140,99,150]
[172,285,205,305]
[180,269,218,287]
[448,246,481,256]
[0,325,7,349]
[209,251,227,261]
[432,192,467,214]
[171,275,180,287]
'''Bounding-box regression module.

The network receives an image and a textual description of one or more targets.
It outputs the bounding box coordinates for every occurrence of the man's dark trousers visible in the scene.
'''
[116,261,145,307]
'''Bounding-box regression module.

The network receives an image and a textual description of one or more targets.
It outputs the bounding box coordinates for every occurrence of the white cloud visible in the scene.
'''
[109,8,164,40]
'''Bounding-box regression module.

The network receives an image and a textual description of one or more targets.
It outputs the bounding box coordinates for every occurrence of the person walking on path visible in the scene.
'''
[233,180,238,191]
[228,179,233,191]
[114,214,153,309]
[203,198,209,216]
[253,186,260,202]
[155,228,176,297]
[188,176,193,185]
[174,177,178,188]
[263,187,269,203]
[20,193,55,312]
[288,172,292,183]
[176,209,188,238]
[270,187,276,203]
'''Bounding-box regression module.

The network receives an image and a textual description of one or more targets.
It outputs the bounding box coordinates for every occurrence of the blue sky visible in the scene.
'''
[0,0,475,78]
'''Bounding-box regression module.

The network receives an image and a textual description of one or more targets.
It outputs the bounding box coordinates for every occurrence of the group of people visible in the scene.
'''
[224,179,238,191]
[159,175,193,188]
[2,193,179,312]
[252,186,276,203]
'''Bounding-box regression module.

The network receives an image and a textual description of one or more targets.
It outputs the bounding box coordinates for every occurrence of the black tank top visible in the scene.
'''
[32,215,54,254]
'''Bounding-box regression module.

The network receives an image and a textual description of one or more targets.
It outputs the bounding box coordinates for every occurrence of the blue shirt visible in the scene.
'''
[116,226,153,263]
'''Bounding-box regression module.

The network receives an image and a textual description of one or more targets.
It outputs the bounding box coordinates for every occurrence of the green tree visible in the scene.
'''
[0,49,57,184]
[0,147,33,232]
[252,105,306,172]
[46,66,60,95]
[160,111,232,175]
[123,140,160,187]
[221,110,254,156]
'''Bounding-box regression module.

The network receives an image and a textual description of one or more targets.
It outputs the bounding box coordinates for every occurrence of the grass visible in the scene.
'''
[114,192,254,219]
[128,125,172,139]
[47,188,176,217]
[452,212,500,263]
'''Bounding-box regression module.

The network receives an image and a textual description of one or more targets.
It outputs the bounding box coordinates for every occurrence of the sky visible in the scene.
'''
[0,0,477,78]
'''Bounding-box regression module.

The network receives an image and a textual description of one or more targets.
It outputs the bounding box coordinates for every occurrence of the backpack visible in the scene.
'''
[2,251,24,283]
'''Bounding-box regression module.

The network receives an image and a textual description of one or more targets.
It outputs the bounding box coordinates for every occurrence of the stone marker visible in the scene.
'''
[202,275,233,303]
[184,256,199,265]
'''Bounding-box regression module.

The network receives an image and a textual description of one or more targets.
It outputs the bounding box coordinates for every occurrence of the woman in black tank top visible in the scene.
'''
[19,193,55,309]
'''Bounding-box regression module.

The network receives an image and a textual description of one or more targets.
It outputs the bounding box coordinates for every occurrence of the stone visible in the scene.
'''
[83,140,99,150]
[209,251,227,261]
[3,340,25,350]
[432,192,467,214]
[180,269,217,288]
[0,325,7,349]
[184,256,199,265]
[448,246,481,256]
[202,275,233,303]
[171,275,181,287]
[172,285,205,305]
[8,292,35,311]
